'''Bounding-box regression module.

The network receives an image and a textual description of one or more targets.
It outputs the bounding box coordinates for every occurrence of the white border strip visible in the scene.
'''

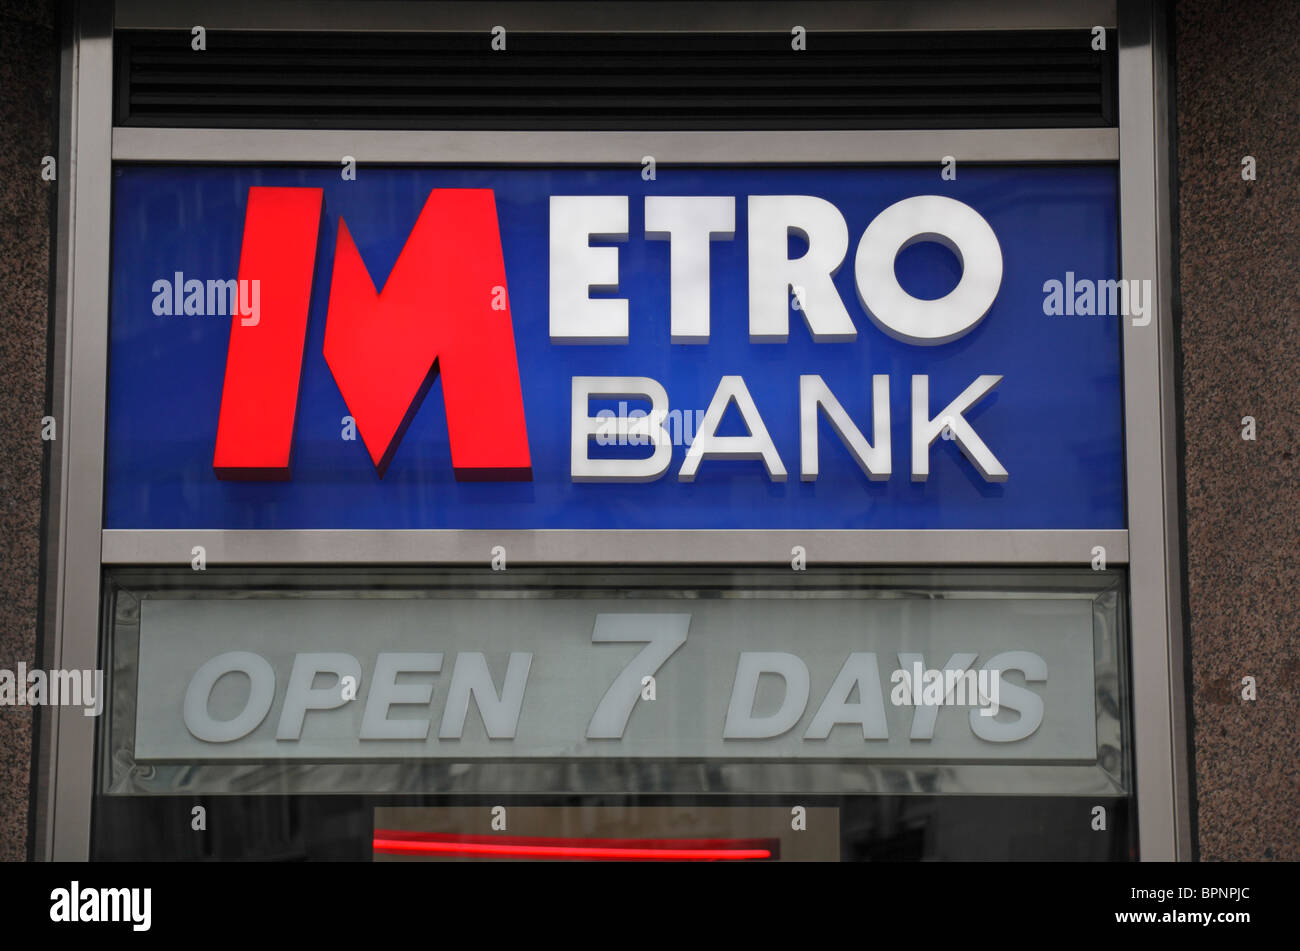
[102,530,1129,566]
[112,127,1120,165]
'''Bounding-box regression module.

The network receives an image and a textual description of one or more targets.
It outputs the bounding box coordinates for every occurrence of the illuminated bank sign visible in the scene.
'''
[106,166,1123,530]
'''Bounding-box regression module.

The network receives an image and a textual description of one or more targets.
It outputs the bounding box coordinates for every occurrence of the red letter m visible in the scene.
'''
[213,186,532,480]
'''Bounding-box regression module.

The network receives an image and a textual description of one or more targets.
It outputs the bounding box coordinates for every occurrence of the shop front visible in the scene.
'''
[38,0,1188,861]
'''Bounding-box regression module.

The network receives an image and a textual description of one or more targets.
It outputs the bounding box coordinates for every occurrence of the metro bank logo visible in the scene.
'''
[215,183,1008,486]
[214,187,531,481]
[106,165,1125,531]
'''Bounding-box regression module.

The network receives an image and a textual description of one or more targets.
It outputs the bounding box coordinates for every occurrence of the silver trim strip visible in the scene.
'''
[43,0,114,862]
[1151,1,1194,863]
[102,530,1129,566]
[115,0,1118,33]
[31,0,80,866]
[1118,0,1191,862]
[112,127,1121,165]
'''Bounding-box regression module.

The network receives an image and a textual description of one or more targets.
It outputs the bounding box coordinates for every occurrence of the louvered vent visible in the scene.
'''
[114,29,1116,129]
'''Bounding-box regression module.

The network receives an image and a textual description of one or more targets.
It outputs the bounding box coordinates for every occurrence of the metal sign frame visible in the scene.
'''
[37,0,1189,860]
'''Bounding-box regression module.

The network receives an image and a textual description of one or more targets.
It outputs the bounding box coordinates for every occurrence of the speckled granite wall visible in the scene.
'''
[0,0,56,861]
[1175,0,1300,861]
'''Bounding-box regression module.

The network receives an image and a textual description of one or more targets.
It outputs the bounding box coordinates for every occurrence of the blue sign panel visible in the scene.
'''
[105,165,1124,529]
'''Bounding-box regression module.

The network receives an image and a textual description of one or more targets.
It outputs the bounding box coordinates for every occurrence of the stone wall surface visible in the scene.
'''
[0,0,56,862]
[1175,0,1300,860]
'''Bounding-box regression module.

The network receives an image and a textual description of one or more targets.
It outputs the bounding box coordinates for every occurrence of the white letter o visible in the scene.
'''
[183,651,276,743]
[854,195,1002,345]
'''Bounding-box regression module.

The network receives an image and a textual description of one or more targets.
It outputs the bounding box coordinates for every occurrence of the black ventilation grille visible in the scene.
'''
[114,29,1116,130]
